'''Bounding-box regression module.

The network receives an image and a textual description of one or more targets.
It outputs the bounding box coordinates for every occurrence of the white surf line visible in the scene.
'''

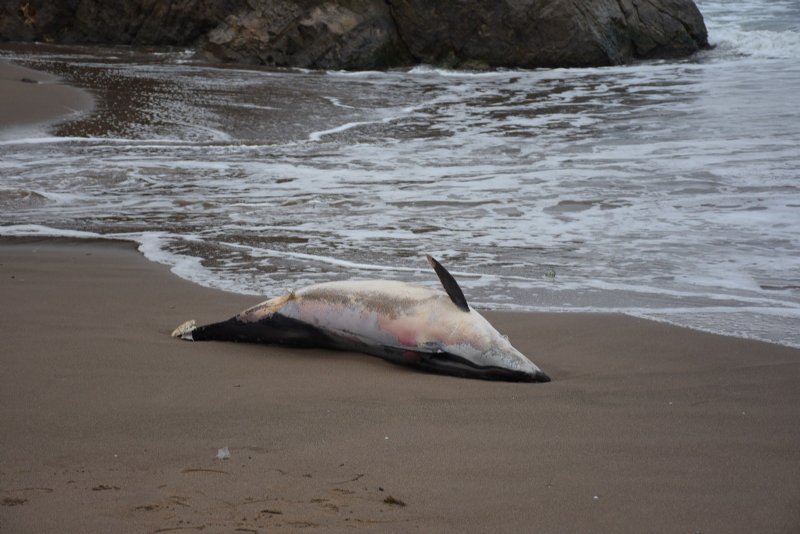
[0,136,92,146]
[0,224,104,239]
[307,105,417,142]
[5,226,795,314]
[233,102,280,111]
[0,136,204,147]
[581,279,800,308]
[466,302,800,317]
[218,241,487,278]
[212,242,800,309]
[323,96,357,109]
[307,120,378,141]
[627,312,800,349]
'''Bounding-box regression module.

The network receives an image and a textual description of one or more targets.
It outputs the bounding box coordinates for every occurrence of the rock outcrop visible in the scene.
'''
[200,0,413,68]
[0,0,709,69]
[388,0,709,68]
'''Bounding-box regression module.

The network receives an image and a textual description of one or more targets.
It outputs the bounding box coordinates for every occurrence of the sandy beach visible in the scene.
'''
[1,237,799,533]
[1,55,800,533]
[0,58,93,134]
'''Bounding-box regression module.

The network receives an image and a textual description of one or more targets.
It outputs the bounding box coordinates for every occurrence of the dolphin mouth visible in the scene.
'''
[533,370,552,383]
[421,352,551,383]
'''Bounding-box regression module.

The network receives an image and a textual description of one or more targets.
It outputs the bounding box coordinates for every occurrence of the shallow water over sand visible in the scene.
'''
[1,0,799,347]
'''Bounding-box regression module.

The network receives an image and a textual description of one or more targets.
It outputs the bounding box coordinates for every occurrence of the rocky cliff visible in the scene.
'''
[0,0,708,69]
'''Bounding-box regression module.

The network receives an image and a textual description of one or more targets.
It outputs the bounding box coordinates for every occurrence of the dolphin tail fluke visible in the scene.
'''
[171,314,338,347]
[172,317,254,342]
[171,320,197,340]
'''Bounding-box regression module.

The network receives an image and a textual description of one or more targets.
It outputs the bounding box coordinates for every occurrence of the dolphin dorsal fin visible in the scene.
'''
[426,255,470,312]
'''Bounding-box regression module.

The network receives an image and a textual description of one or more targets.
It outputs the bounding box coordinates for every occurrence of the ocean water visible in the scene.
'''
[1,0,799,347]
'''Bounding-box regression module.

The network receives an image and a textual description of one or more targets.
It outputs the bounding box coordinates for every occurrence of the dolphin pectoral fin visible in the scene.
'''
[171,320,197,340]
[426,255,470,312]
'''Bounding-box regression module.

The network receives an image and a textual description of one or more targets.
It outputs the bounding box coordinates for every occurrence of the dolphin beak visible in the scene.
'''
[532,370,552,383]
[414,352,552,383]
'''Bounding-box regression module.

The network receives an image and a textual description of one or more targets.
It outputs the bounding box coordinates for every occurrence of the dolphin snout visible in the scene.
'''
[532,370,552,383]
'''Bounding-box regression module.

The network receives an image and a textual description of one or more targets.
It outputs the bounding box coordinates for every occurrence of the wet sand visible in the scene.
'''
[0,58,93,133]
[1,237,799,533]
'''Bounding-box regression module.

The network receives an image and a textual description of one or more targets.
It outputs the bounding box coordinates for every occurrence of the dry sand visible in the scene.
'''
[0,59,93,133]
[1,238,799,533]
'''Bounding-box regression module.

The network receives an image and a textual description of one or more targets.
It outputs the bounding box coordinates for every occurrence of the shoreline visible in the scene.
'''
[1,237,799,532]
[5,230,798,352]
[0,58,94,135]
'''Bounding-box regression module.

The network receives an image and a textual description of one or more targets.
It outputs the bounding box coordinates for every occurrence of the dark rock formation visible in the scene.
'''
[388,0,709,68]
[200,0,414,69]
[1,0,225,45]
[0,0,708,69]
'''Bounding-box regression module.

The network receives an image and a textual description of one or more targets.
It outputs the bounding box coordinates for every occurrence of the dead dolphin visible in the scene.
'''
[172,255,550,382]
